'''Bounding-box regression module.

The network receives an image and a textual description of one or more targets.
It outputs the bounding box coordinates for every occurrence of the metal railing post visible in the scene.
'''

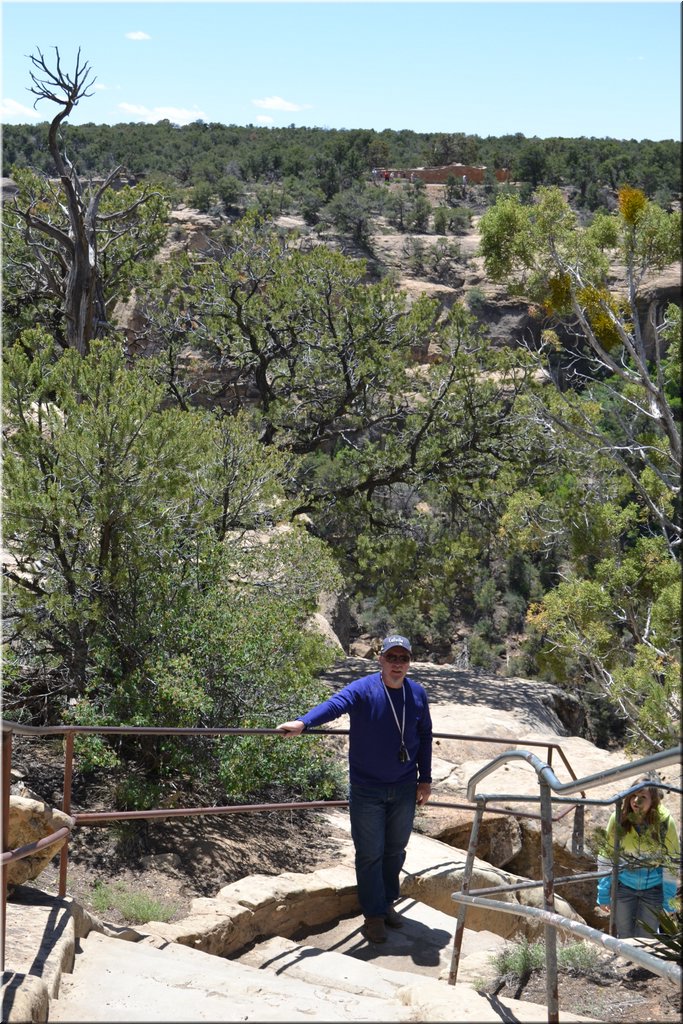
[448,796,485,986]
[571,802,584,855]
[1,730,13,973]
[59,732,74,898]
[539,776,559,1024]
[608,796,622,937]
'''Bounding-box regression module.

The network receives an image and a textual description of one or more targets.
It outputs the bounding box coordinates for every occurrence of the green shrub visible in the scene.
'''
[217,175,242,211]
[217,733,345,803]
[468,633,502,671]
[447,207,472,235]
[112,776,162,812]
[492,940,603,982]
[433,207,449,235]
[90,881,177,924]
[492,939,545,981]
[557,941,602,976]
[406,193,431,232]
[189,181,213,212]
[401,237,426,274]
[465,286,487,315]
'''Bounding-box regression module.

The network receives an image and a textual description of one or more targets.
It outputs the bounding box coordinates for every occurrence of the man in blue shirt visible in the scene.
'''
[277,634,433,944]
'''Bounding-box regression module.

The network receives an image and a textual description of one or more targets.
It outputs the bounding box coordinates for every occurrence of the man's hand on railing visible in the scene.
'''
[276,720,305,737]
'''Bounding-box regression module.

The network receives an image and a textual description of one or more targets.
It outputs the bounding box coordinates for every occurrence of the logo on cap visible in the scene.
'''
[381,635,412,654]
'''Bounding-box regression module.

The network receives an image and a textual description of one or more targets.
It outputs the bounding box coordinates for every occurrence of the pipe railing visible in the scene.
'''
[466,745,682,802]
[0,828,71,867]
[6,717,678,1018]
[451,892,682,986]
[1,719,588,975]
[447,745,682,1024]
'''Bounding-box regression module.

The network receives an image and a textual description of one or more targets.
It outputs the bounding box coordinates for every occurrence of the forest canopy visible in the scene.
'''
[4,120,681,206]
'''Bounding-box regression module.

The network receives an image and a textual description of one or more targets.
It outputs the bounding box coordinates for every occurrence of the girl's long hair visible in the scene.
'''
[619,776,662,833]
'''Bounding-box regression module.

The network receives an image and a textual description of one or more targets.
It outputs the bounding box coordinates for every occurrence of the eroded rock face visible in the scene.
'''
[7,795,75,887]
[144,866,361,957]
[421,810,523,869]
[504,819,603,929]
[422,810,602,929]
[400,859,583,941]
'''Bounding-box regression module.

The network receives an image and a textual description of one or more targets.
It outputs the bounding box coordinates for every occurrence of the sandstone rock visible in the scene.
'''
[0,972,49,1024]
[636,263,682,354]
[313,590,351,650]
[140,852,182,871]
[144,865,361,957]
[10,784,45,801]
[165,205,217,252]
[349,637,376,659]
[402,858,582,942]
[505,819,613,930]
[305,611,344,652]
[422,810,523,868]
[7,796,75,887]
[1,177,20,203]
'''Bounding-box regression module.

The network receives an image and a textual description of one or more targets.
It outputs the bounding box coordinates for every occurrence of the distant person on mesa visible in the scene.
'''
[277,634,433,945]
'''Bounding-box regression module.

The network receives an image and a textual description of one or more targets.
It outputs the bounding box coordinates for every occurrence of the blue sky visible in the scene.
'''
[1,2,680,140]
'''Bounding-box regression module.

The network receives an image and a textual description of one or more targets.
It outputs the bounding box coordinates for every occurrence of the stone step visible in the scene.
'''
[49,929,414,1022]
[235,900,600,1023]
[49,918,600,1023]
[238,895,508,984]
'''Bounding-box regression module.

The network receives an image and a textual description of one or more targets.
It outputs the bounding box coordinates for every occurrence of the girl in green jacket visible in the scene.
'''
[596,776,680,938]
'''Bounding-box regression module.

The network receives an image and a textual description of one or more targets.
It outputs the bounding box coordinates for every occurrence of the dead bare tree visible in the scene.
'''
[9,47,164,355]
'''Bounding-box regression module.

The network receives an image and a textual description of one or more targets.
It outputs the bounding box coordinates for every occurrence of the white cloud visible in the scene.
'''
[0,98,40,122]
[126,31,151,41]
[118,102,207,126]
[252,95,310,113]
[255,115,274,125]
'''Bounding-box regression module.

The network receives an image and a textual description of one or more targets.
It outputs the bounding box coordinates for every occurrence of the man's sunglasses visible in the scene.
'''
[383,653,410,663]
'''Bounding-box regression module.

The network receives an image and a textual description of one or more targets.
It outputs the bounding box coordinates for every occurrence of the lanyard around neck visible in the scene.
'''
[381,676,405,742]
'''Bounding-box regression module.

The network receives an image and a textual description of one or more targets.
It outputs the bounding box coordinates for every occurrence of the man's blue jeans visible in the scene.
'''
[349,781,417,918]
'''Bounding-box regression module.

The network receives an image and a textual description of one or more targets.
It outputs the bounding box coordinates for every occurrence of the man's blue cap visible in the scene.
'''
[381,634,412,654]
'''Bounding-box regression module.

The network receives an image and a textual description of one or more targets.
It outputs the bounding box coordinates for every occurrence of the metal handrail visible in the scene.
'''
[467,745,682,802]
[1,718,588,977]
[2,719,588,856]
[0,827,71,866]
[451,892,682,986]
[448,745,682,1024]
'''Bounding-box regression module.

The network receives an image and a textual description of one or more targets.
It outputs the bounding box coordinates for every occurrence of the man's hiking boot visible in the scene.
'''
[361,915,387,943]
[384,905,404,928]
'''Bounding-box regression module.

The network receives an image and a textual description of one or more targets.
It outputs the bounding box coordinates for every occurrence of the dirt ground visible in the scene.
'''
[492,957,681,1023]
[32,809,343,925]
[13,735,345,925]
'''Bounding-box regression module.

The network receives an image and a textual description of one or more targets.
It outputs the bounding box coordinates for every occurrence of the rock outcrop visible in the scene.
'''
[6,794,74,887]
